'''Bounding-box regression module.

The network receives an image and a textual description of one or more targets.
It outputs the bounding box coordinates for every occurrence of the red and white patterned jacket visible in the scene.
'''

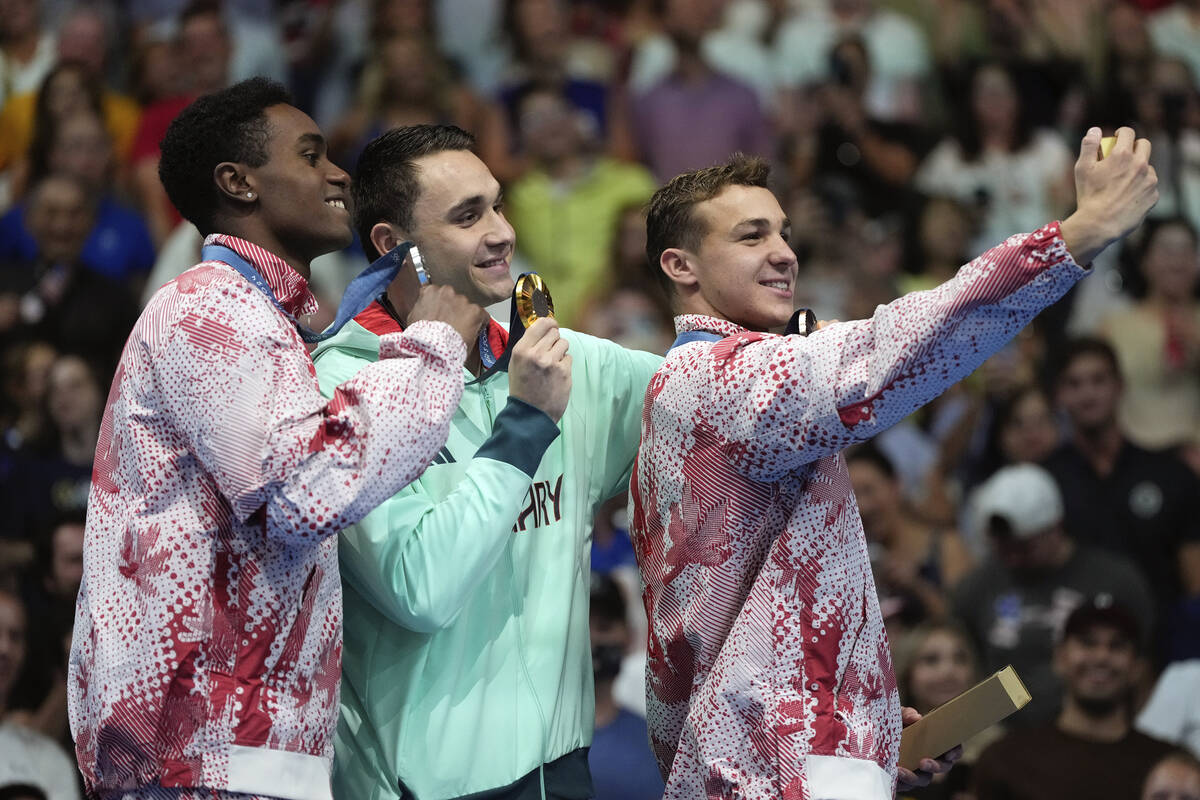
[630,224,1084,800]
[68,235,467,800]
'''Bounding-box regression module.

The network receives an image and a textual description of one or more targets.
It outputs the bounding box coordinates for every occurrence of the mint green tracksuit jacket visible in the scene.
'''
[312,315,661,800]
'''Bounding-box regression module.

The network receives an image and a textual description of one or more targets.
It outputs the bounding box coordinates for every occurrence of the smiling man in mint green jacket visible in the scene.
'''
[312,125,662,800]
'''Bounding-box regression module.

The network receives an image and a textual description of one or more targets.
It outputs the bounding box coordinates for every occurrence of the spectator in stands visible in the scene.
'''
[986,384,1061,468]
[0,57,140,201]
[0,340,54,454]
[506,83,656,327]
[895,621,1000,800]
[774,0,931,123]
[971,597,1176,800]
[1142,751,1200,800]
[5,511,82,749]
[1138,659,1200,758]
[952,463,1155,727]
[1100,217,1200,452]
[588,572,664,800]
[1131,57,1200,234]
[498,0,626,147]
[629,0,772,182]
[1,174,138,374]
[1,355,100,545]
[1147,0,1200,87]
[785,35,931,221]
[0,589,79,800]
[915,61,1074,255]
[575,203,675,354]
[328,30,511,180]
[129,1,234,246]
[0,0,56,111]
[847,445,971,631]
[0,108,155,289]
[626,0,776,111]
[1045,337,1200,658]
[901,196,976,294]
[1089,1,1155,130]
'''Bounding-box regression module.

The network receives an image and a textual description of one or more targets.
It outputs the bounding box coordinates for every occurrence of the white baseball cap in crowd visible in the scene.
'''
[973,463,1064,539]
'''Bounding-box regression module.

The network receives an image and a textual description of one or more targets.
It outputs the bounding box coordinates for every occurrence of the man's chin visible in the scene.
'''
[482,281,515,307]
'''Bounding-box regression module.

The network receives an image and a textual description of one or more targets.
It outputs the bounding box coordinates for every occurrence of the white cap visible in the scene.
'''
[973,463,1063,539]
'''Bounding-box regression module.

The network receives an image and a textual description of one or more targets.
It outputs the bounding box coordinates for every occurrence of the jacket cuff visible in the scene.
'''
[475,398,560,477]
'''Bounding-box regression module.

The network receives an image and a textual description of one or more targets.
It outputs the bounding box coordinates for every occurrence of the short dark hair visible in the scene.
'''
[1061,596,1142,651]
[0,784,49,800]
[158,77,293,235]
[644,153,770,296]
[1055,337,1121,385]
[35,509,87,582]
[179,0,225,31]
[351,124,476,260]
[589,572,627,626]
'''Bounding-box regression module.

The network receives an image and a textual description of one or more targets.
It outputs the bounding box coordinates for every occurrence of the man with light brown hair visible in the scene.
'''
[632,126,1160,799]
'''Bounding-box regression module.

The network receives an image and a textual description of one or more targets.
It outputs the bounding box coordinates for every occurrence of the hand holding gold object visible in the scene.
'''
[1100,136,1116,158]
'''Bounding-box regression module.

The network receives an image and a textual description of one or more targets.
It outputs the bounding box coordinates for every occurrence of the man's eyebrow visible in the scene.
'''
[732,217,771,231]
[446,187,503,218]
[732,217,790,234]
[296,133,326,150]
[447,194,487,218]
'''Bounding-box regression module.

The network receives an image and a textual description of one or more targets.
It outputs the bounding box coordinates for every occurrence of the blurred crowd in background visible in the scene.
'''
[2,0,1200,798]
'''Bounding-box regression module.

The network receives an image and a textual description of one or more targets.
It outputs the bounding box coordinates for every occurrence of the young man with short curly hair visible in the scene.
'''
[68,78,485,800]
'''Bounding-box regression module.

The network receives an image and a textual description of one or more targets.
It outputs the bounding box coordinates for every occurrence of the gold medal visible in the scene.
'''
[515,273,555,328]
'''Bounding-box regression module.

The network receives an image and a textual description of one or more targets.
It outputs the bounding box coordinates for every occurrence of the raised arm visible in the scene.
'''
[322,316,572,631]
[339,398,560,631]
[705,127,1158,481]
[156,278,480,541]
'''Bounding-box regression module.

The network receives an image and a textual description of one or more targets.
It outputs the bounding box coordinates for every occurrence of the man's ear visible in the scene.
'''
[369,221,407,261]
[660,248,698,290]
[214,162,255,204]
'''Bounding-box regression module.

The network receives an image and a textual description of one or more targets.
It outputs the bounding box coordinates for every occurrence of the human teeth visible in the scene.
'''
[762,281,788,289]
[326,199,345,209]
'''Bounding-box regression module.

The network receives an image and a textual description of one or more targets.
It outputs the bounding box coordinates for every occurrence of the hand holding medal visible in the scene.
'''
[503,273,572,422]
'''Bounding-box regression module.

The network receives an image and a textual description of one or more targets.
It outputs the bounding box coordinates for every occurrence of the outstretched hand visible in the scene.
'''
[1060,126,1158,266]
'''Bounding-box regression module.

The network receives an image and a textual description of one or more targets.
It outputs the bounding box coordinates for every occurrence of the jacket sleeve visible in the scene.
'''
[698,222,1086,481]
[568,332,663,502]
[338,398,561,632]
[155,279,467,540]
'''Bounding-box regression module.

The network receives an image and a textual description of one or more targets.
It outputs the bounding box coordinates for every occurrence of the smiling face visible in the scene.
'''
[999,388,1059,464]
[403,149,515,306]
[1055,624,1137,714]
[675,185,798,331]
[1057,352,1122,435]
[907,629,974,711]
[26,175,94,265]
[244,104,353,266]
